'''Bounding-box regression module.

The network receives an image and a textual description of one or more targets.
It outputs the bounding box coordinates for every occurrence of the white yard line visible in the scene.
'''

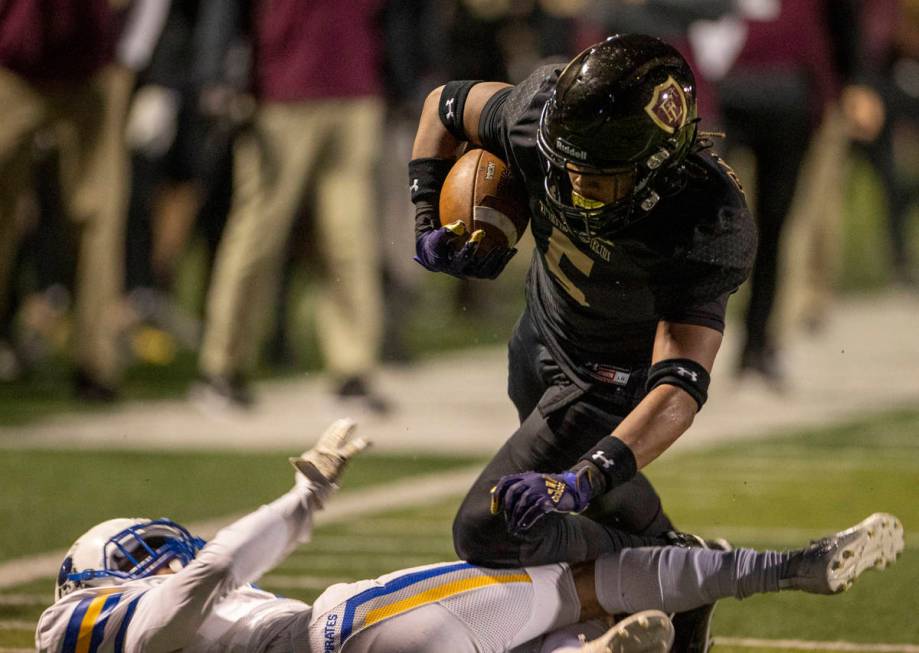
[0,466,481,591]
[261,574,349,590]
[0,623,34,631]
[714,637,919,652]
[0,595,44,607]
[286,534,451,554]
[0,627,915,652]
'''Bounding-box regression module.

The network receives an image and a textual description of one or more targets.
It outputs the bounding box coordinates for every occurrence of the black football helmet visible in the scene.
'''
[537,34,699,242]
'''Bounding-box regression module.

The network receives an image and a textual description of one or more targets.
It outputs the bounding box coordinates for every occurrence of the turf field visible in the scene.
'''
[1,410,917,651]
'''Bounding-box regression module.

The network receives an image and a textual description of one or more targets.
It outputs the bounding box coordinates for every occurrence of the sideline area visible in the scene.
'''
[1,291,917,455]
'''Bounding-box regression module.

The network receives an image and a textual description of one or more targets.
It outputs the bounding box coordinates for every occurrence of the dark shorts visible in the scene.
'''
[452,309,673,567]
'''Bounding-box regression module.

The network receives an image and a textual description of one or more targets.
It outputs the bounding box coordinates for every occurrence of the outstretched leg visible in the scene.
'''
[580,513,903,617]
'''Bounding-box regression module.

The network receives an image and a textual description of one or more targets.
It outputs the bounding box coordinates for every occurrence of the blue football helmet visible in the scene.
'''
[56,518,205,600]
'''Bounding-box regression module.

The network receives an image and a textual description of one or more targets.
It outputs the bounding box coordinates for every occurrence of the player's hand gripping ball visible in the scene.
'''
[416,149,529,279]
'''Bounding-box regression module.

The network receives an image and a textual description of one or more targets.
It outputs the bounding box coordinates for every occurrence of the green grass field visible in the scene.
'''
[1,410,916,650]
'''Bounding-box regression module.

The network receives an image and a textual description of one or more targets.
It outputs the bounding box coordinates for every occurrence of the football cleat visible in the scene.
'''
[668,535,732,653]
[670,605,715,653]
[189,374,254,410]
[780,512,904,594]
[579,610,674,653]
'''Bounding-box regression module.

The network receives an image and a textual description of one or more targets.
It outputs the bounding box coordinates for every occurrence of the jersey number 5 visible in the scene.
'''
[545,227,594,307]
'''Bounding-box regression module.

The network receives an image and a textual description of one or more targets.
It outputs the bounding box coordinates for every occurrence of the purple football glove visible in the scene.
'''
[414,221,468,272]
[490,469,594,533]
[415,221,517,280]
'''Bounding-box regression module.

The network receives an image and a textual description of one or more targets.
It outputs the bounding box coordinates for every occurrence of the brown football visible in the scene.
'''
[439,149,530,253]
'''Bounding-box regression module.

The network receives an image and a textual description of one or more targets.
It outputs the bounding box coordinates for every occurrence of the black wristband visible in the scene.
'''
[577,435,638,493]
[408,157,454,204]
[646,358,710,410]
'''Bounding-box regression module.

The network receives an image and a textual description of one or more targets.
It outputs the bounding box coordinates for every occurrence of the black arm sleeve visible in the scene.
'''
[477,87,513,154]
[661,293,730,333]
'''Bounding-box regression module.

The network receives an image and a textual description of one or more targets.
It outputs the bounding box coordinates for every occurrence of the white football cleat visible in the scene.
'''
[579,610,674,653]
[781,512,904,594]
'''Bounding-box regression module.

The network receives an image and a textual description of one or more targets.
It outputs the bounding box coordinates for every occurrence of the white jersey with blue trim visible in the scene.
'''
[35,585,147,653]
[35,578,311,653]
[36,485,319,653]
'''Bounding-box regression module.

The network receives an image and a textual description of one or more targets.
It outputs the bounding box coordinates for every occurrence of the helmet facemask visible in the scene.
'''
[56,518,206,599]
[104,521,203,579]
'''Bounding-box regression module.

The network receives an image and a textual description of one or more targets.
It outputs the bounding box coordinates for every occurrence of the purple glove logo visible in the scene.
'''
[544,476,567,504]
[490,470,594,533]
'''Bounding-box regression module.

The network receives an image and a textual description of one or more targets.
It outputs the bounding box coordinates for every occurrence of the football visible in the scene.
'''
[439,149,530,253]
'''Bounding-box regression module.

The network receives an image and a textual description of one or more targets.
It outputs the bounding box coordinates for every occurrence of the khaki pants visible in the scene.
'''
[200,97,384,380]
[780,105,849,331]
[0,65,131,384]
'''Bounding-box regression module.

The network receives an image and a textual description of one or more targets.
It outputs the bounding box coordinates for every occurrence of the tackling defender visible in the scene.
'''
[37,420,903,653]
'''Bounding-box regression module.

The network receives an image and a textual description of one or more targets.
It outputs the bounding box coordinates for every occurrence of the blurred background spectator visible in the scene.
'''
[190,0,389,413]
[688,0,871,390]
[0,0,166,400]
[1,0,917,412]
[851,0,919,288]
[120,0,249,369]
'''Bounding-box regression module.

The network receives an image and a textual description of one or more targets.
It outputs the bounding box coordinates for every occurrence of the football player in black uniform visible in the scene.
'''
[408,34,757,651]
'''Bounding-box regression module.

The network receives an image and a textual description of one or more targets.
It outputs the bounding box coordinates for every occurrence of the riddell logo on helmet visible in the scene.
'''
[555,138,588,161]
[644,76,687,134]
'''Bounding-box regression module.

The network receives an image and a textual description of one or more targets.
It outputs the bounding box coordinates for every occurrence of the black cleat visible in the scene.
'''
[189,374,254,411]
[73,369,119,403]
[335,375,391,415]
[670,605,715,653]
[666,533,732,653]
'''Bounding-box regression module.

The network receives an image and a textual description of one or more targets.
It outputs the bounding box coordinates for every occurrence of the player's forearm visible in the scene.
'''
[412,86,465,159]
[132,485,317,647]
[204,485,317,587]
[611,385,697,468]
[569,386,695,502]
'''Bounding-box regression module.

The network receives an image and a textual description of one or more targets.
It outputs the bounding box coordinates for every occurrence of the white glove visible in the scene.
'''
[290,418,370,501]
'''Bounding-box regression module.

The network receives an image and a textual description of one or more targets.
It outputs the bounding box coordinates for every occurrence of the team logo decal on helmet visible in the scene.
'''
[644,76,688,135]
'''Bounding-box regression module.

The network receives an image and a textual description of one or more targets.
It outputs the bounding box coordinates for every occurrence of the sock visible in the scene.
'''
[594,546,792,614]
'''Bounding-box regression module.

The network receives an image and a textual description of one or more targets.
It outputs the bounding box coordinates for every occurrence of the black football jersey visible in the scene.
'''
[478,65,757,371]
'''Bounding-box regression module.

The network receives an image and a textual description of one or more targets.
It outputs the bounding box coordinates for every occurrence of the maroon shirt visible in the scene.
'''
[733,0,838,108]
[251,0,383,102]
[0,0,125,82]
